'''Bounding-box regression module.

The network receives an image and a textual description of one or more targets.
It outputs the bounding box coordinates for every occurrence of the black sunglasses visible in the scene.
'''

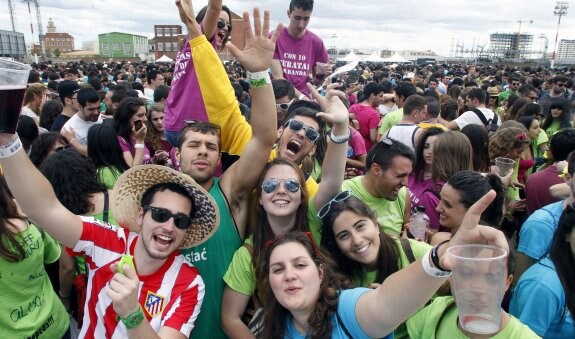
[143,205,193,230]
[217,19,232,32]
[284,119,320,143]
[261,178,301,194]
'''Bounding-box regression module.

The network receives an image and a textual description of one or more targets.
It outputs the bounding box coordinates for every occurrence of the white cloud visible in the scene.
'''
[2,0,574,57]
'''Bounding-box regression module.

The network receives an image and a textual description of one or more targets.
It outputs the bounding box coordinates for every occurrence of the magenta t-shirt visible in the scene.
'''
[273,27,328,96]
[163,34,218,132]
[349,104,381,152]
[118,136,151,164]
[407,174,443,231]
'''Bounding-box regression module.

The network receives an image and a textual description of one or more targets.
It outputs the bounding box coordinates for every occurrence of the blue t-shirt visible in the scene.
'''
[518,200,564,260]
[510,257,574,338]
[284,288,393,339]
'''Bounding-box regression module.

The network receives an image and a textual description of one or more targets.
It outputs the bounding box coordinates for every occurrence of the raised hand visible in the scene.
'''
[440,190,509,269]
[175,0,201,38]
[106,262,141,318]
[307,82,349,126]
[226,8,282,73]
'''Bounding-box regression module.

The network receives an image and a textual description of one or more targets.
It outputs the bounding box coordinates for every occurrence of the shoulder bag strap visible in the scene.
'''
[400,238,416,264]
[471,108,490,125]
[102,190,109,223]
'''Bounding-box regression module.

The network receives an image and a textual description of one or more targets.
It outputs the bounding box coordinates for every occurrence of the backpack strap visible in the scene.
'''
[471,108,490,125]
[400,238,416,264]
[411,126,421,147]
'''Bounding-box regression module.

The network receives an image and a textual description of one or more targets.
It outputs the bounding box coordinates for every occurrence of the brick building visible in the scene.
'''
[40,18,75,57]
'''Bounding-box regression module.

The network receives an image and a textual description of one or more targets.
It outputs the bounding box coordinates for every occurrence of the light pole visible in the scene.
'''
[331,33,337,61]
[551,1,568,69]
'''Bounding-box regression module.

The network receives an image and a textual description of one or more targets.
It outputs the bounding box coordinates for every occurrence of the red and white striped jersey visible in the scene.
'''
[72,217,205,338]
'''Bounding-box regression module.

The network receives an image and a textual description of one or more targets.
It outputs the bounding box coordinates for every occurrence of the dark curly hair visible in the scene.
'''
[29,132,69,168]
[262,232,352,338]
[39,149,106,215]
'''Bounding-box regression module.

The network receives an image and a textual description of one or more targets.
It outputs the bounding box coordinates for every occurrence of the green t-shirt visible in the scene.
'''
[407,296,540,339]
[498,90,518,103]
[180,178,243,339]
[97,166,122,189]
[378,108,404,136]
[0,224,70,338]
[357,238,431,287]
[342,176,407,236]
[532,131,549,164]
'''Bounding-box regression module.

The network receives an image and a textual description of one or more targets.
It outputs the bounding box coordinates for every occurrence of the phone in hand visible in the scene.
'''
[134,120,143,131]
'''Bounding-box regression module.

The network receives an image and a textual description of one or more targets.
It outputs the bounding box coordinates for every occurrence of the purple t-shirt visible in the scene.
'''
[407,174,442,231]
[163,34,218,132]
[118,136,151,164]
[273,27,328,95]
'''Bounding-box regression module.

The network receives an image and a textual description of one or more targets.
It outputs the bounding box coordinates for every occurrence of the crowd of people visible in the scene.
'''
[1,0,575,338]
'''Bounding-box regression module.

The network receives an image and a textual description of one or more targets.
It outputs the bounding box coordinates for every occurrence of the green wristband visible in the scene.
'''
[119,306,145,329]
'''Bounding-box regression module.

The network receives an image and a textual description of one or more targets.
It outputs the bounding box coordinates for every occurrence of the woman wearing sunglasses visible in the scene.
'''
[221,85,351,338]
[319,192,431,338]
[163,0,234,147]
[261,186,509,338]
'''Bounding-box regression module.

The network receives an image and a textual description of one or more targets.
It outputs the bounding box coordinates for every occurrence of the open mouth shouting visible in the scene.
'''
[285,139,303,156]
[153,233,174,249]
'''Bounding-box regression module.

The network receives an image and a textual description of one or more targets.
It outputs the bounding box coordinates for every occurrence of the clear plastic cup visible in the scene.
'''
[447,244,508,335]
[0,59,31,133]
[494,157,515,177]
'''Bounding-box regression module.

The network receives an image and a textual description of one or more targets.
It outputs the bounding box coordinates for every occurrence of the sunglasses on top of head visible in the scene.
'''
[217,19,232,32]
[284,119,320,143]
[143,205,193,230]
[261,178,301,194]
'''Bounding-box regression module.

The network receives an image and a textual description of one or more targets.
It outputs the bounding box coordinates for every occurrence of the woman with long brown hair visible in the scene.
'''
[0,174,70,338]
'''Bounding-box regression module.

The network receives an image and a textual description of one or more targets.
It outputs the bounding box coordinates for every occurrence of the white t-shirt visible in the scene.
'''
[62,114,103,145]
[144,87,155,100]
[454,107,500,130]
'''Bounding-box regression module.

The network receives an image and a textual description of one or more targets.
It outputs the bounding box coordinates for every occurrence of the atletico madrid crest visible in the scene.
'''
[145,291,166,317]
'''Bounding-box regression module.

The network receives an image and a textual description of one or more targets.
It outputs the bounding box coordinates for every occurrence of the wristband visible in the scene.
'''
[134,144,145,149]
[431,240,452,272]
[118,306,145,329]
[298,93,307,100]
[246,71,271,88]
[329,130,350,144]
[422,249,452,277]
[0,135,23,159]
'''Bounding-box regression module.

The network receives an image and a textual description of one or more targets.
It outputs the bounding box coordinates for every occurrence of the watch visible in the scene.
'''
[119,306,145,329]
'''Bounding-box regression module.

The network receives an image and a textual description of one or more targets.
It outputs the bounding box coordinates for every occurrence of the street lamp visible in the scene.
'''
[551,1,568,69]
[331,33,337,61]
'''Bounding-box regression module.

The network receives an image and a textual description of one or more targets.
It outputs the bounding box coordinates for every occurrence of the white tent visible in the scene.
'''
[341,51,360,62]
[363,52,386,63]
[383,52,411,63]
[156,54,173,63]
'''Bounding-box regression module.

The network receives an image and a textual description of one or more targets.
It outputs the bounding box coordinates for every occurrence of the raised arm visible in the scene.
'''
[220,9,282,237]
[201,0,223,41]
[309,83,349,211]
[355,190,508,338]
[179,0,252,159]
[0,135,82,248]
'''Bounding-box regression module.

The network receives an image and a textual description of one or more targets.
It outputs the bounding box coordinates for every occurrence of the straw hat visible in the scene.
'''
[112,165,219,249]
[487,87,500,97]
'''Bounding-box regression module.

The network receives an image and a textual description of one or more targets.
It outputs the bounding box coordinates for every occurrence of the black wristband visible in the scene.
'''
[431,240,451,272]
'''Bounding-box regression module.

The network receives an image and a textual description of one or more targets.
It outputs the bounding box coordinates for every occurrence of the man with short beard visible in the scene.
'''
[342,138,414,237]
[538,75,571,115]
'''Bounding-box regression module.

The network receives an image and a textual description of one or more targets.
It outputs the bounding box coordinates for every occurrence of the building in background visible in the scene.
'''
[557,39,575,60]
[82,40,99,54]
[489,32,533,60]
[0,30,26,61]
[40,18,75,58]
[153,25,182,61]
[98,32,149,60]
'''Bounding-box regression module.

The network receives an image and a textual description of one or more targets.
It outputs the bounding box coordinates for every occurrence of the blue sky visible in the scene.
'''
[2,0,574,57]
